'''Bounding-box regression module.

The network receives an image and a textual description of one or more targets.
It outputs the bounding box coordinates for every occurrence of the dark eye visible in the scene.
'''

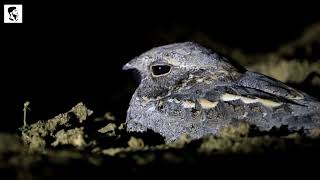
[151,65,171,76]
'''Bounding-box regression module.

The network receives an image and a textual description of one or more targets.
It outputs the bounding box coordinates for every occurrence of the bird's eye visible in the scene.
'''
[151,65,172,76]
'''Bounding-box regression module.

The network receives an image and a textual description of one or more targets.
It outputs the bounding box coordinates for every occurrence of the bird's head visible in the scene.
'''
[123,42,236,97]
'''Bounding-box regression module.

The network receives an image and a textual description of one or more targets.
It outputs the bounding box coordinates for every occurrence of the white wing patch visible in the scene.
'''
[220,93,282,108]
[168,98,181,103]
[182,100,196,108]
[257,98,282,108]
[198,98,219,109]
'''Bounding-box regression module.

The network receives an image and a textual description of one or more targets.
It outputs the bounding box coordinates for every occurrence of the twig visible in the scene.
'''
[23,101,30,128]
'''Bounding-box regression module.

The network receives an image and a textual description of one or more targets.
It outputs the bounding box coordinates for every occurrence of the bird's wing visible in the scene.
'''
[167,70,307,110]
[237,71,312,102]
[201,83,293,109]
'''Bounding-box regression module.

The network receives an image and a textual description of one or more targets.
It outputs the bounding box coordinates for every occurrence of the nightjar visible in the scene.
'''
[123,42,320,142]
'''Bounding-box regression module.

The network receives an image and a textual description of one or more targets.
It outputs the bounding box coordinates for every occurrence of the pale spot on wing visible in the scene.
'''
[240,96,258,104]
[220,93,282,108]
[196,78,204,82]
[215,69,229,75]
[173,99,181,103]
[220,93,241,101]
[198,98,218,109]
[182,100,196,108]
[168,98,181,104]
[257,98,282,108]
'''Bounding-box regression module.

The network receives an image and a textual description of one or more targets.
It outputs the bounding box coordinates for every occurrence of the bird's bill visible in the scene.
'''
[122,57,140,70]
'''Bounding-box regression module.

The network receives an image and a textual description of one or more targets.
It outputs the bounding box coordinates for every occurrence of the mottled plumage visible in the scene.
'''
[123,42,320,142]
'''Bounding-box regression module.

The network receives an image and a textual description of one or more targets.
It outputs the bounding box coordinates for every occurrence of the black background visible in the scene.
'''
[2,1,320,132]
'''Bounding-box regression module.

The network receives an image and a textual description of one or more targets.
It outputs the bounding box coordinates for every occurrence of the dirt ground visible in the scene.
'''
[1,23,320,180]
